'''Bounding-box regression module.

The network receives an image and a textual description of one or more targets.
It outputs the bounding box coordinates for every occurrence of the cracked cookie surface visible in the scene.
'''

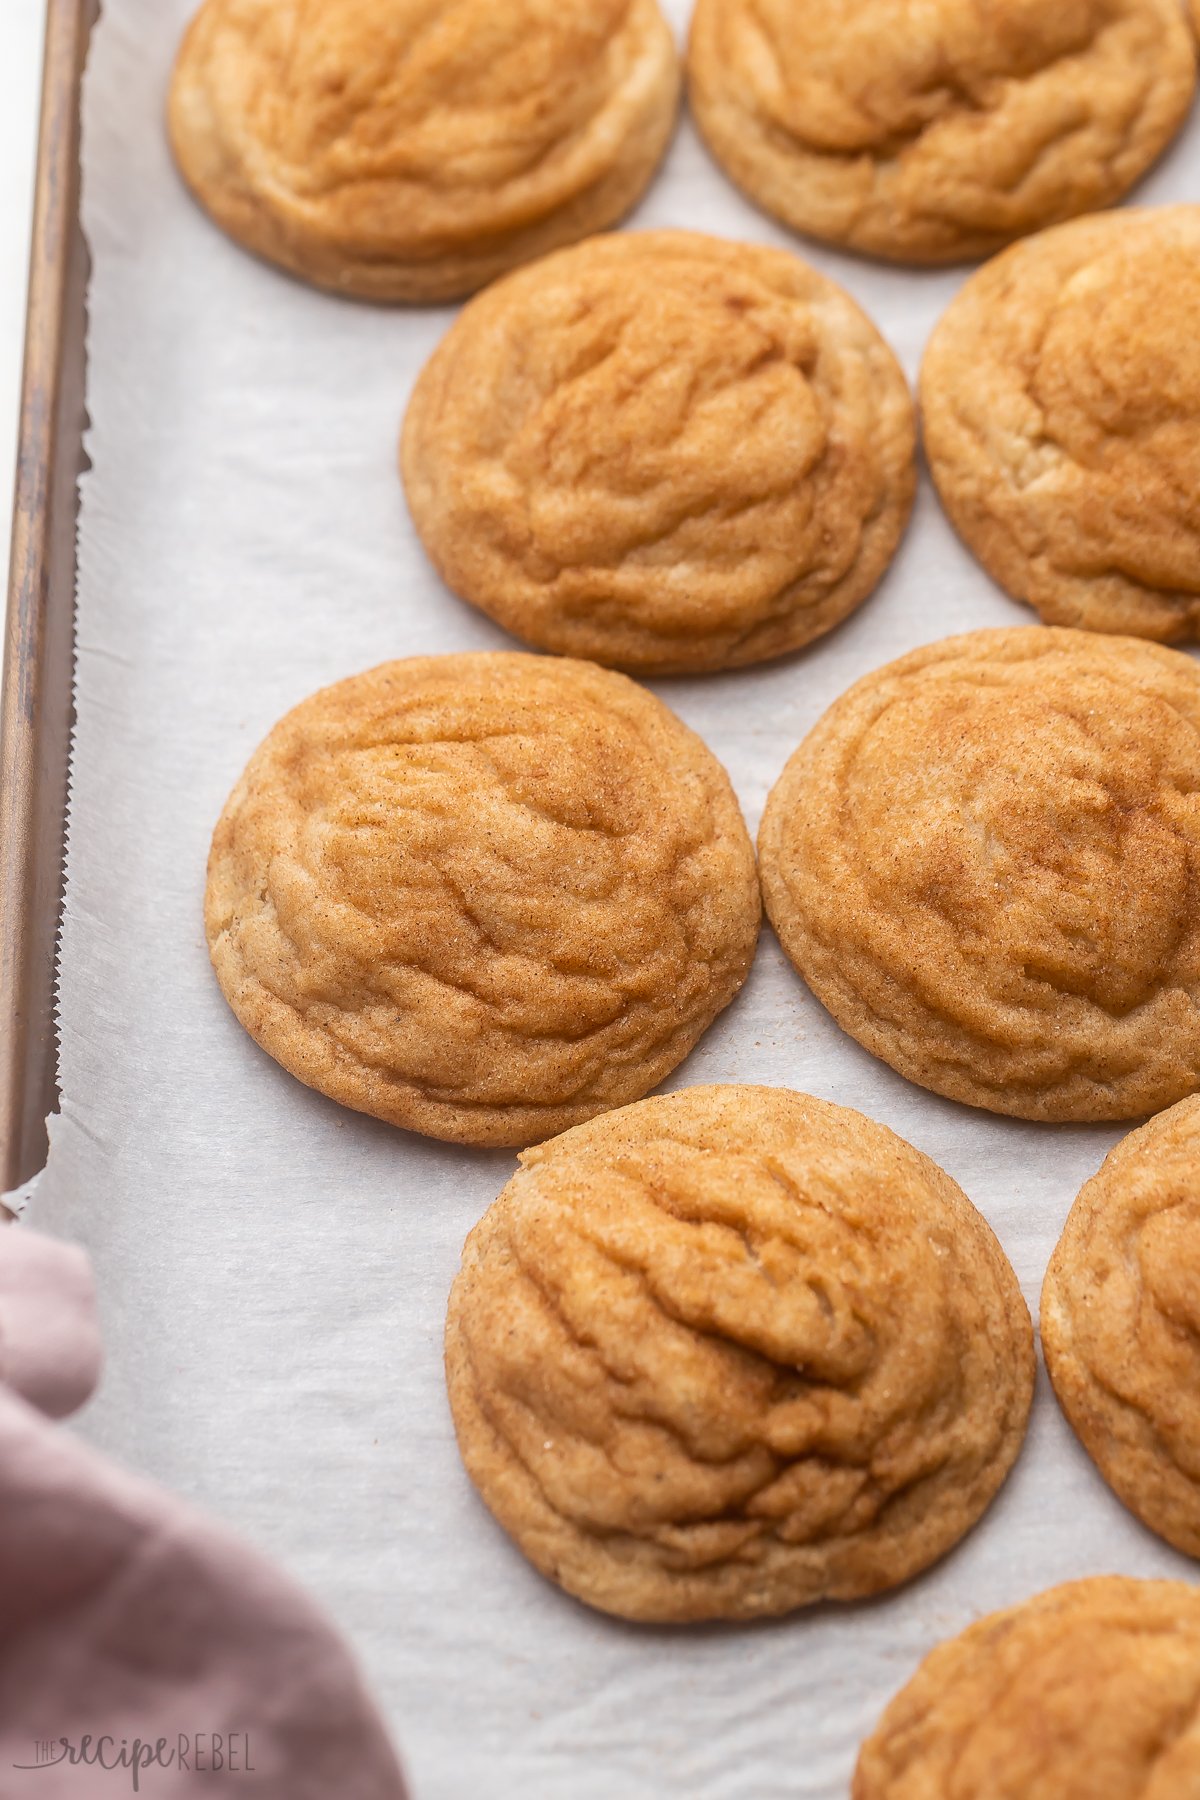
[168,0,680,301]
[205,654,759,1146]
[922,207,1200,641]
[758,627,1200,1122]
[853,1576,1200,1798]
[401,232,915,674]
[444,1084,1033,1621]
[1043,1096,1200,1554]
[687,0,1195,264]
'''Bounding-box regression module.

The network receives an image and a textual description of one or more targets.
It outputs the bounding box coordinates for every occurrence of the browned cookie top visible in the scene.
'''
[402,231,915,674]
[759,627,1200,1121]
[1043,1095,1200,1555]
[445,1085,1033,1622]
[205,654,759,1146]
[168,0,680,300]
[854,1576,1200,1797]
[688,0,1195,263]
[922,208,1200,641]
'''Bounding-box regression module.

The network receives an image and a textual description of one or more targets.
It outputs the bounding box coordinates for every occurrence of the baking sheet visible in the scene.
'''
[22,3,1200,1794]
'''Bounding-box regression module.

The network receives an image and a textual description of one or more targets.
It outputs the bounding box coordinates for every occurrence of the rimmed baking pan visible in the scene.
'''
[0,0,96,1197]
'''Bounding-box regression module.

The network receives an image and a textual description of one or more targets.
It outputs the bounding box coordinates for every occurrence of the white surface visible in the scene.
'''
[24,3,1200,1797]
[0,0,45,581]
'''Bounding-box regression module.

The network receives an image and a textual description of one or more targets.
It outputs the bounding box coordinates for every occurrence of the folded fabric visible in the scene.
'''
[0,1230,408,1799]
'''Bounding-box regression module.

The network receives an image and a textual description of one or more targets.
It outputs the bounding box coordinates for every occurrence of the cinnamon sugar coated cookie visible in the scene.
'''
[687,0,1195,263]
[204,655,759,1146]
[1043,1096,1200,1555]
[853,1577,1200,1797]
[402,232,915,674]
[758,628,1200,1122]
[444,1085,1033,1622]
[168,0,680,301]
[922,208,1200,640]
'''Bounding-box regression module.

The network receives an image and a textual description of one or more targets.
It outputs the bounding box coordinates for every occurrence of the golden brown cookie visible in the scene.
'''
[205,654,759,1146]
[853,1576,1200,1798]
[922,207,1200,641]
[1042,1097,1200,1555]
[687,0,1196,264]
[401,232,915,674]
[167,0,680,302]
[758,627,1200,1122]
[444,1084,1034,1622]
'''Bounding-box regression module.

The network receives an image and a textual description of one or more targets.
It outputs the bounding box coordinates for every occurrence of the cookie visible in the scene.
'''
[167,0,680,302]
[853,1576,1200,1798]
[205,654,759,1146]
[444,1084,1033,1622]
[1042,1096,1200,1555]
[402,232,915,674]
[687,0,1195,264]
[922,207,1200,641]
[758,627,1200,1122]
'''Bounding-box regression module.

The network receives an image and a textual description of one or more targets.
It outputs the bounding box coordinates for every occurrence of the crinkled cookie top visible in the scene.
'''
[922,207,1200,641]
[688,0,1196,261]
[854,1576,1200,1798]
[205,655,760,1147]
[759,627,1200,1121]
[1043,1095,1200,1554]
[168,0,680,298]
[445,1084,1033,1621]
[402,231,915,673]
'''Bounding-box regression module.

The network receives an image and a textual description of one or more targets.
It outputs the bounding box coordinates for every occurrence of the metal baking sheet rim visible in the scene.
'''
[0,0,98,1203]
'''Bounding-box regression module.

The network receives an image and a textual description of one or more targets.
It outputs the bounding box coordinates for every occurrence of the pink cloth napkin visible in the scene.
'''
[0,1230,409,1798]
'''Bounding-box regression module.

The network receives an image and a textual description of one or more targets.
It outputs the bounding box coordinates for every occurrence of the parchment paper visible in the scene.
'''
[23,3,1200,1793]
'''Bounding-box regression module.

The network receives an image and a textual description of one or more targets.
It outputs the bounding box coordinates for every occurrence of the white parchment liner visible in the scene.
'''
[25,4,1200,1793]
